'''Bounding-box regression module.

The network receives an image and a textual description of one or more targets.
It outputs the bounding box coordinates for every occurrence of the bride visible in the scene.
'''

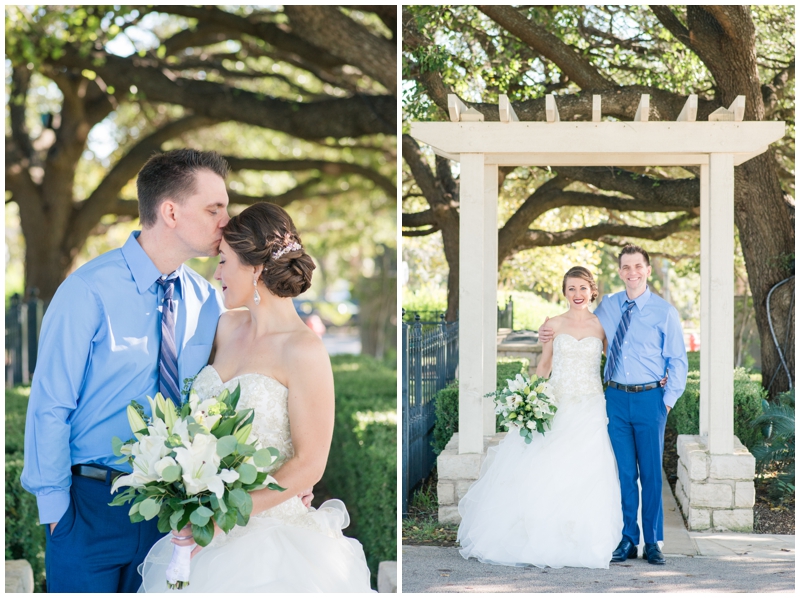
[457,266,622,569]
[139,203,373,592]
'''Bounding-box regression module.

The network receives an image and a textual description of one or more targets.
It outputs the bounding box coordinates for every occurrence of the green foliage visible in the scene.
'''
[751,389,795,502]
[667,362,766,451]
[322,355,397,588]
[431,383,459,455]
[432,359,529,455]
[5,386,46,592]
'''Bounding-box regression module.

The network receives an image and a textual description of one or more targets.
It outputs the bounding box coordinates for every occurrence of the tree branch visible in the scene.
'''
[223,157,396,198]
[48,46,395,140]
[478,5,609,90]
[284,6,397,96]
[402,225,441,237]
[153,5,345,69]
[402,209,437,228]
[512,214,697,252]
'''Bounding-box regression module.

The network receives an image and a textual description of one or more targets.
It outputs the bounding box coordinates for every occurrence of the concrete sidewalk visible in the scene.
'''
[401,544,795,592]
[402,470,795,592]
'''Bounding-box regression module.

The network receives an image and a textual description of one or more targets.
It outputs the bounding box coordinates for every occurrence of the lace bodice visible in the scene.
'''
[190,365,311,530]
[548,334,605,403]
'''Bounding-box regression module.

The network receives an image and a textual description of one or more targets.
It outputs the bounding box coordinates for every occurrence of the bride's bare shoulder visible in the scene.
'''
[284,325,331,373]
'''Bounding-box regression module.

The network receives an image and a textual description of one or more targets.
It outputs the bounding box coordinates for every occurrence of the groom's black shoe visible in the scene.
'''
[644,543,666,565]
[611,538,638,562]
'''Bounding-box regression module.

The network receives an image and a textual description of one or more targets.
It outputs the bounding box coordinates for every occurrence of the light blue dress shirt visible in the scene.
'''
[594,286,688,409]
[22,232,223,524]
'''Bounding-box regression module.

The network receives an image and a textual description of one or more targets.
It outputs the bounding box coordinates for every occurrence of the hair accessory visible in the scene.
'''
[271,241,302,260]
[253,277,261,305]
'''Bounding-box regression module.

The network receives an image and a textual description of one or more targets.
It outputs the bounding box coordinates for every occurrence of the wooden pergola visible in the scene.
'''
[411,93,785,458]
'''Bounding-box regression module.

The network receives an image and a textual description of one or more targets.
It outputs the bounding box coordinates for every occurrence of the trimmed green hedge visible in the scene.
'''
[5,385,46,592]
[432,359,529,454]
[323,355,396,588]
[667,355,765,450]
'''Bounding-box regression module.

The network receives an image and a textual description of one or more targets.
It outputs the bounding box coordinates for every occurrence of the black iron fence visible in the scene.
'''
[5,291,45,387]
[498,297,514,329]
[402,311,458,515]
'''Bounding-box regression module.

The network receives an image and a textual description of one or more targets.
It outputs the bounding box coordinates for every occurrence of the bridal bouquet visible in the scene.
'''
[490,373,558,443]
[109,387,285,590]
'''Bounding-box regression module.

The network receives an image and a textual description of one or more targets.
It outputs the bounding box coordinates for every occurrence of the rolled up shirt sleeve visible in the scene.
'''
[662,306,688,409]
[21,274,101,524]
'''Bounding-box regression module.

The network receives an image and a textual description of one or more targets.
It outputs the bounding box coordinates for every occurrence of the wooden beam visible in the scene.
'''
[481,152,710,166]
[410,121,785,157]
[634,94,650,122]
[499,94,519,123]
[545,94,560,123]
[592,95,601,122]
[729,95,745,122]
[448,94,468,123]
[677,94,698,122]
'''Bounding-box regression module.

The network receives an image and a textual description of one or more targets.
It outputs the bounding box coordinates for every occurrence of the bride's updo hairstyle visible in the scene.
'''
[562,266,599,302]
[223,203,315,298]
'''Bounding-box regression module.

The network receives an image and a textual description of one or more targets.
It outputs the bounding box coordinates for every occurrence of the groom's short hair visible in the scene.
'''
[137,149,230,228]
[618,244,650,267]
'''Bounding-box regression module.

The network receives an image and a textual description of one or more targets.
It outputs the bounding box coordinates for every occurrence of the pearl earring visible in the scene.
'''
[253,277,261,305]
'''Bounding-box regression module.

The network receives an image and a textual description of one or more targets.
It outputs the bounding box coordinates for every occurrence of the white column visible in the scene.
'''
[699,163,710,437]
[483,164,499,435]
[459,154,486,454]
[707,153,735,454]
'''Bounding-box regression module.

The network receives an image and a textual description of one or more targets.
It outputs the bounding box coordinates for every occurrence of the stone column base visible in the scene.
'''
[437,432,505,523]
[377,561,397,593]
[675,434,756,532]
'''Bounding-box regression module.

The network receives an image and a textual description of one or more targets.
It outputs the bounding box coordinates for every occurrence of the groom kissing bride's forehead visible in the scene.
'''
[20,149,325,593]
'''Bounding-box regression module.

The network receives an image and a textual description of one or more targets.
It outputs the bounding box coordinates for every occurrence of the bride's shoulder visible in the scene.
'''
[216,309,248,337]
[285,325,330,368]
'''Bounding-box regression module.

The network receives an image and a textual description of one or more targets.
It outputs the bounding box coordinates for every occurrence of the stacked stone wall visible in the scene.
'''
[675,434,755,531]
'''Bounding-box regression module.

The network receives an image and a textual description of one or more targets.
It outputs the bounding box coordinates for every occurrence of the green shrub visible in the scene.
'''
[323,355,396,588]
[431,383,459,455]
[751,389,795,502]
[667,367,765,451]
[687,351,700,372]
[432,359,529,454]
[5,386,46,592]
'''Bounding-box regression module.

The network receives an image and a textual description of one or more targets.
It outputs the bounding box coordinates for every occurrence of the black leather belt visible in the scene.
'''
[608,380,660,393]
[71,464,125,485]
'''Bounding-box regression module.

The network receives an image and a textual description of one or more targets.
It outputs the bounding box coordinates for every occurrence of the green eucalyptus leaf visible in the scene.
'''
[139,497,161,520]
[160,465,181,483]
[191,520,215,547]
[216,435,238,458]
[236,463,257,485]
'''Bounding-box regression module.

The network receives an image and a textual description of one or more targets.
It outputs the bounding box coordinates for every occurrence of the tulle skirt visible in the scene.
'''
[457,392,623,569]
[138,499,374,592]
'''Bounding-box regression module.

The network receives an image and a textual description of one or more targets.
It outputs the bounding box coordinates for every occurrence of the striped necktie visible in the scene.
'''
[157,275,181,406]
[605,299,636,383]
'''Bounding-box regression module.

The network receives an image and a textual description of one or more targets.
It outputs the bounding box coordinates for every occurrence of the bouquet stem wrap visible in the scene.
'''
[165,543,194,590]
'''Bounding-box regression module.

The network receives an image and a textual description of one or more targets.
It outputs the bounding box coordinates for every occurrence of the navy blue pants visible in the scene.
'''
[44,474,164,593]
[605,385,668,545]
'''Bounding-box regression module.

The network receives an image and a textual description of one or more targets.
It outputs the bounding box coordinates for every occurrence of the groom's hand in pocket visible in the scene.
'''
[49,522,57,533]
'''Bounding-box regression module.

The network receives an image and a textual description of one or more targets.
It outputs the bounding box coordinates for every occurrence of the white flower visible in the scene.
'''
[173,433,239,498]
[507,374,527,393]
[526,421,535,429]
[111,433,172,493]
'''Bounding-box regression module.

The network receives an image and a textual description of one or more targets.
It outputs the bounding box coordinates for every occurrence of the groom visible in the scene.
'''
[21,149,311,592]
[541,245,687,566]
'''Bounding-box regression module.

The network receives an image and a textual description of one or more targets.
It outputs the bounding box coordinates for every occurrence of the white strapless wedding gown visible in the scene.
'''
[457,334,623,569]
[138,365,374,592]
